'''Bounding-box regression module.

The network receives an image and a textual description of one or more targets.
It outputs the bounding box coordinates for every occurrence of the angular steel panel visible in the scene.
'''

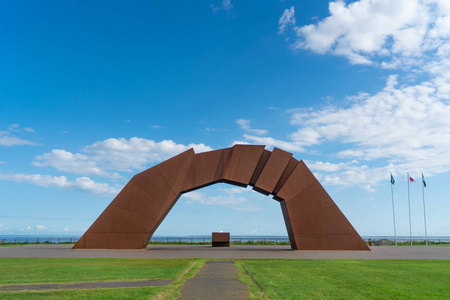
[181,149,223,192]
[288,205,357,234]
[273,157,299,196]
[284,181,336,219]
[278,159,369,250]
[132,167,173,206]
[111,181,163,221]
[107,205,157,233]
[156,149,194,194]
[181,158,195,193]
[214,147,233,182]
[222,145,265,186]
[249,149,271,186]
[275,160,316,201]
[280,200,297,249]
[254,147,292,195]
[294,233,369,250]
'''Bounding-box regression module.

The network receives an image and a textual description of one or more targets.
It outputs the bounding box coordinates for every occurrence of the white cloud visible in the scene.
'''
[280,0,450,67]
[0,173,71,187]
[202,127,227,133]
[238,134,305,152]
[8,124,20,132]
[271,0,450,190]
[279,6,296,34]
[7,123,36,134]
[291,75,450,162]
[286,74,450,190]
[230,140,250,146]
[34,149,118,178]
[23,225,47,231]
[217,186,249,195]
[182,190,264,212]
[24,127,36,133]
[250,229,265,235]
[73,177,120,195]
[0,222,12,231]
[0,132,36,146]
[36,225,47,231]
[211,0,234,13]
[305,160,357,172]
[63,227,70,232]
[236,119,269,135]
[0,125,37,146]
[0,173,120,196]
[33,138,213,177]
[83,138,212,172]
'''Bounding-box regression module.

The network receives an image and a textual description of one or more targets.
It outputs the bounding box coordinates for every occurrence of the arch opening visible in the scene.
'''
[155,182,287,238]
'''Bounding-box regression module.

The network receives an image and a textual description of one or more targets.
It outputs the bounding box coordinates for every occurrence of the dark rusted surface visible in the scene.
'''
[222,145,265,186]
[74,145,369,251]
[212,232,230,247]
[277,160,369,250]
[273,157,299,197]
[254,147,292,195]
[249,149,271,186]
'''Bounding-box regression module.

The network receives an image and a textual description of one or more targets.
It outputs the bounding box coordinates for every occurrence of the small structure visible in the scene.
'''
[212,232,230,247]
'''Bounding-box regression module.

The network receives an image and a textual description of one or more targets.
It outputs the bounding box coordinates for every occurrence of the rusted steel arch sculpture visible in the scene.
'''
[73,145,369,250]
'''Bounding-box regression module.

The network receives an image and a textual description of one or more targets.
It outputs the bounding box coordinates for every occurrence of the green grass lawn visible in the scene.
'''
[239,259,450,299]
[1,258,450,299]
[0,258,203,299]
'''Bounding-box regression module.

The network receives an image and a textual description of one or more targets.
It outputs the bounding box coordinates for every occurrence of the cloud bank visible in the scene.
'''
[34,138,213,178]
[280,0,450,68]
[2,138,212,196]
[240,0,450,190]
[0,173,120,196]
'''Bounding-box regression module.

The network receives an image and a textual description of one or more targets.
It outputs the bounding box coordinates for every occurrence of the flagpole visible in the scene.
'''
[422,173,428,246]
[407,172,412,246]
[390,173,397,246]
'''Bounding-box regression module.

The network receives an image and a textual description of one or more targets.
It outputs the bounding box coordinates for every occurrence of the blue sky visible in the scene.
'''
[1,0,450,237]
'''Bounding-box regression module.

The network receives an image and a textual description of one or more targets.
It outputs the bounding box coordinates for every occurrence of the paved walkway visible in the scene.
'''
[0,280,172,292]
[0,244,449,259]
[179,261,248,300]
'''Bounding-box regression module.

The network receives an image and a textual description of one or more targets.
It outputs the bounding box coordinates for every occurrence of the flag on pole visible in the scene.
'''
[409,176,416,183]
[422,173,426,188]
[391,174,395,185]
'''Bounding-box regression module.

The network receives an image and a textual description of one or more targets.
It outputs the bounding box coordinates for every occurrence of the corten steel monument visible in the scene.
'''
[73,145,369,251]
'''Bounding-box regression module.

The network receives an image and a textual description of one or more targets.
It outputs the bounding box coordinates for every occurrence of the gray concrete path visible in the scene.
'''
[0,280,172,292]
[179,261,248,300]
[0,244,449,259]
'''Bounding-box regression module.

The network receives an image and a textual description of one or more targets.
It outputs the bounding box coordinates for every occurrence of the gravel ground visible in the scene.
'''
[178,261,248,300]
